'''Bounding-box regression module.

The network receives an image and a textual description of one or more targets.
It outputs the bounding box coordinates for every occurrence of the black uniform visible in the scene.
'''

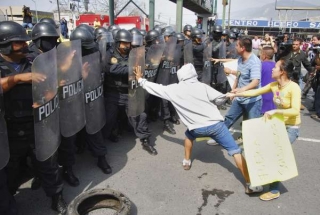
[0,57,63,197]
[193,42,205,81]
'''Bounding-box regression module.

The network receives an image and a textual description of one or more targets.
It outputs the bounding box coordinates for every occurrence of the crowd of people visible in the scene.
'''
[0,14,318,214]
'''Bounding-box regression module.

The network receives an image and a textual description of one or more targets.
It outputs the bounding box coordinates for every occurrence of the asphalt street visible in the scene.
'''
[14,88,320,215]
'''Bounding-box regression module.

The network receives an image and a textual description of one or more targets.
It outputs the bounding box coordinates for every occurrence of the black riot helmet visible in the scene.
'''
[94,27,108,39]
[77,24,95,36]
[129,27,141,35]
[212,25,223,33]
[228,32,237,39]
[111,28,120,40]
[183,24,193,33]
[31,22,59,52]
[222,29,229,36]
[153,25,162,34]
[231,27,240,36]
[108,24,120,31]
[175,33,186,41]
[39,17,58,28]
[32,22,59,40]
[145,30,160,43]
[0,21,30,55]
[139,29,147,37]
[70,27,97,50]
[145,30,164,46]
[162,26,175,37]
[191,28,203,39]
[114,29,133,43]
[114,29,132,55]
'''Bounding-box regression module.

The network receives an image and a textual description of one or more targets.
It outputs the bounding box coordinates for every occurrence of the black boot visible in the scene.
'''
[51,191,67,214]
[141,138,158,155]
[31,176,41,190]
[170,116,180,125]
[164,120,176,134]
[97,156,112,174]
[62,166,79,187]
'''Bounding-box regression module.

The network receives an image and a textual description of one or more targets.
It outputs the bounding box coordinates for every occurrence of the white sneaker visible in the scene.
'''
[245,183,263,194]
[206,139,218,146]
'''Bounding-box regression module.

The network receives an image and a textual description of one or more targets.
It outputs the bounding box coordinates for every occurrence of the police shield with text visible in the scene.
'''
[57,40,86,138]
[128,46,145,116]
[103,29,157,155]
[145,30,165,82]
[202,41,213,85]
[82,51,106,134]
[32,48,60,162]
[0,21,66,214]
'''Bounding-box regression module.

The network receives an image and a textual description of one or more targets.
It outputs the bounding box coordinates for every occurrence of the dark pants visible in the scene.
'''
[160,99,176,121]
[103,92,151,140]
[6,137,63,197]
[315,85,320,117]
[58,135,77,167]
[0,169,17,215]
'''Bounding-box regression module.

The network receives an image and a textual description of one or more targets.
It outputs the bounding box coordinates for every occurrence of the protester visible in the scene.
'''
[60,17,68,39]
[22,5,33,29]
[134,63,263,194]
[226,58,301,201]
[93,17,101,28]
[252,35,261,56]
[260,47,276,113]
[68,18,75,38]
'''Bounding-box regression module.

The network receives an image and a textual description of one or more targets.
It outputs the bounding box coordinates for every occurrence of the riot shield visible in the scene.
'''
[0,70,9,169]
[217,41,228,83]
[184,42,193,64]
[169,45,183,84]
[156,37,178,85]
[145,43,165,82]
[128,46,145,117]
[32,48,60,161]
[97,32,113,73]
[202,42,212,85]
[82,52,106,134]
[57,40,86,137]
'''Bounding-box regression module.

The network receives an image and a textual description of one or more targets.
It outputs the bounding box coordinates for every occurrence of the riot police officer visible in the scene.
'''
[156,26,179,134]
[103,29,157,155]
[226,32,238,59]
[0,21,66,214]
[28,22,60,60]
[94,26,109,40]
[183,24,193,44]
[191,28,205,81]
[58,27,112,180]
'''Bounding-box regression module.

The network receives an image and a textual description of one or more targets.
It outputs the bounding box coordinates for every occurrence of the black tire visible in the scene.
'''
[67,188,131,215]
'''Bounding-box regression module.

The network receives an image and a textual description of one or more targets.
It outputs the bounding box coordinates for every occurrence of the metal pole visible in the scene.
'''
[214,0,217,15]
[109,0,114,25]
[149,0,155,29]
[228,0,231,29]
[32,0,39,23]
[56,0,61,21]
[222,1,226,29]
[176,0,183,32]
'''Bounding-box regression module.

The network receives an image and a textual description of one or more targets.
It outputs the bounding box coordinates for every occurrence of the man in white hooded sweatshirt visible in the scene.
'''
[135,63,262,194]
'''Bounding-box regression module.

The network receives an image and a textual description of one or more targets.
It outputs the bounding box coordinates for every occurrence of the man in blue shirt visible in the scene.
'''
[223,37,262,128]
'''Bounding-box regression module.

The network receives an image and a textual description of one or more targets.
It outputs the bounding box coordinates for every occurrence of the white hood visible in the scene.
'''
[177,63,199,82]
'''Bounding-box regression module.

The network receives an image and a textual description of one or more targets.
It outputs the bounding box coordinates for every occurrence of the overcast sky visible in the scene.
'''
[0,0,281,25]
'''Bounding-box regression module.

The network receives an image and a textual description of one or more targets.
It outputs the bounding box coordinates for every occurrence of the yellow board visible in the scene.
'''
[243,115,298,187]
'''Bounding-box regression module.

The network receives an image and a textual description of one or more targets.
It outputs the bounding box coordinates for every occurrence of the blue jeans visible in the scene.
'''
[269,126,299,193]
[224,99,262,129]
[22,23,33,29]
[185,122,241,156]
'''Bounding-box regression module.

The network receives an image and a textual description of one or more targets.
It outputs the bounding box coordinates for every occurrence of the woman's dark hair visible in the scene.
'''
[279,58,295,78]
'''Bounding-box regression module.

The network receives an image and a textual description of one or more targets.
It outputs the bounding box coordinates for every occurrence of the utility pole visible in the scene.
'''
[32,0,39,23]
[222,0,228,29]
[228,0,231,29]
[56,0,61,21]
[149,0,155,29]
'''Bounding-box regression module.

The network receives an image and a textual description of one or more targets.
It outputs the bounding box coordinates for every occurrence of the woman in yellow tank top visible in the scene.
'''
[227,58,301,201]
